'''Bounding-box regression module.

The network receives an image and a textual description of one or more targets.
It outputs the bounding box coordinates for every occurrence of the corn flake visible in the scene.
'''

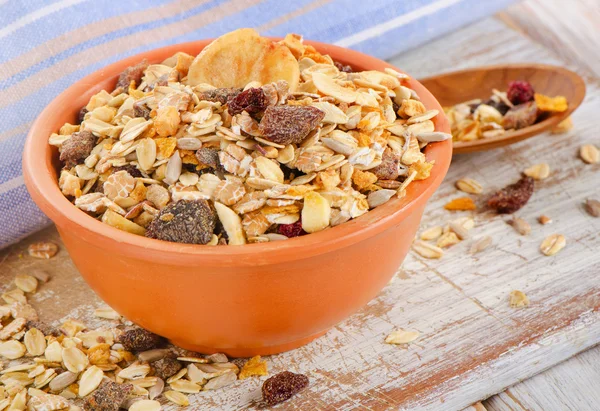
[352,169,378,191]
[154,137,177,159]
[534,93,568,112]
[238,355,268,379]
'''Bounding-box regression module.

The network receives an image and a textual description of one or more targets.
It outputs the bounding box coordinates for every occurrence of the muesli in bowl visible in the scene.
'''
[49,28,450,246]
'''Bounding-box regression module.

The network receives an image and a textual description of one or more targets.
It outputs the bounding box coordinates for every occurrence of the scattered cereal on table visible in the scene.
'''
[509,290,530,308]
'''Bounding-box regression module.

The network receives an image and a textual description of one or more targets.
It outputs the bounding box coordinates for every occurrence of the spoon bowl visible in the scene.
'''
[419,63,586,154]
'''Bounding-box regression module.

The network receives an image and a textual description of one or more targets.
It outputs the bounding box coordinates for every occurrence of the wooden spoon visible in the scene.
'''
[419,64,586,154]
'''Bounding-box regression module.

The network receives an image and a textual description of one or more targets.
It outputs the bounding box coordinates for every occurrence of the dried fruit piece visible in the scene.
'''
[195,147,220,169]
[146,200,216,245]
[118,327,164,351]
[28,242,59,259]
[153,357,182,380]
[197,87,242,105]
[238,355,268,379]
[456,178,483,194]
[85,380,133,411]
[384,329,420,344]
[116,59,149,90]
[214,202,246,245]
[540,234,566,256]
[444,197,476,211]
[488,176,534,214]
[262,371,309,405]
[580,144,599,164]
[301,191,330,233]
[59,131,96,168]
[278,220,305,238]
[524,163,550,180]
[227,87,268,116]
[187,28,300,91]
[534,93,568,112]
[259,105,324,145]
[538,215,552,225]
[503,102,538,130]
[584,199,600,217]
[509,290,530,308]
[506,80,534,105]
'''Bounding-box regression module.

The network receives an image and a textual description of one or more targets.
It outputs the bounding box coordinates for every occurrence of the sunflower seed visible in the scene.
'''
[170,379,201,393]
[456,178,483,194]
[148,378,165,400]
[412,240,443,259]
[367,189,396,208]
[49,371,78,392]
[203,371,237,390]
[584,199,600,217]
[176,137,202,150]
[138,349,170,363]
[415,131,451,143]
[385,329,420,344]
[163,150,182,185]
[470,236,492,254]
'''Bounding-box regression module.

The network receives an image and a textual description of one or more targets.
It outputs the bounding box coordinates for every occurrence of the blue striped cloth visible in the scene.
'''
[0,0,515,249]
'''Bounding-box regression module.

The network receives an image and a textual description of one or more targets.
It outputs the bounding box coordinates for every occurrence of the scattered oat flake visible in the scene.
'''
[509,217,531,235]
[27,242,58,259]
[455,178,483,194]
[540,234,566,256]
[523,163,550,180]
[94,306,122,320]
[14,274,38,293]
[580,144,599,164]
[444,197,476,211]
[238,355,268,379]
[509,290,530,308]
[470,236,492,254]
[551,116,573,134]
[420,226,442,241]
[412,240,444,259]
[385,329,420,345]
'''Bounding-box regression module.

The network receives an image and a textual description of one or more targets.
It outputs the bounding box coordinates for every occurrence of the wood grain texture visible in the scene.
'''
[2,5,600,411]
[419,64,585,153]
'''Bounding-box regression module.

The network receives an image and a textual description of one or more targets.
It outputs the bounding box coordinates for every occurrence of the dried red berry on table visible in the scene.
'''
[262,371,309,406]
[503,101,538,130]
[507,80,535,105]
[146,200,217,245]
[84,380,132,411]
[197,87,243,105]
[227,88,269,116]
[488,176,534,214]
[117,327,164,351]
[259,105,325,145]
[334,61,353,73]
[116,59,149,90]
[59,131,96,168]
[371,148,400,180]
[278,220,305,238]
[152,357,182,380]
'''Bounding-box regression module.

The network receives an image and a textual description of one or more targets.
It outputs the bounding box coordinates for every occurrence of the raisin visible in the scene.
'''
[78,106,88,124]
[278,220,305,238]
[507,80,535,105]
[371,148,400,180]
[503,101,538,130]
[84,380,132,411]
[133,101,151,120]
[117,327,164,352]
[195,147,220,169]
[116,59,149,90]
[488,176,534,214]
[334,61,353,73]
[146,200,216,245]
[262,371,309,406]
[197,87,243,105]
[152,357,182,380]
[259,105,324,145]
[59,131,96,168]
[227,88,269,116]
[113,165,143,178]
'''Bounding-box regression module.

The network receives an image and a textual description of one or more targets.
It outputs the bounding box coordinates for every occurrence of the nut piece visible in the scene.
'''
[412,240,443,259]
[456,178,483,194]
[540,234,566,256]
[584,199,600,217]
[146,200,216,245]
[384,329,420,345]
[28,242,59,259]
[509,290,530,308]
[580,144,600,164]
[523,163,550,180]
[262,371,309,406]
[118,328,164,352]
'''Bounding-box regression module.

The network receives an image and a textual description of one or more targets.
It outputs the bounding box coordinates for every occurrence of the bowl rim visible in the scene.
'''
[23,39,452,265]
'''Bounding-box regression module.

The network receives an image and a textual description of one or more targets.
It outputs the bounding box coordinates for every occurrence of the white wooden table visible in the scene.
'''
[1,0,599,409]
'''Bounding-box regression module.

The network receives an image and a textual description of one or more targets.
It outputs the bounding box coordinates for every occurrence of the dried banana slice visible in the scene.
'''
[187,28,300,91]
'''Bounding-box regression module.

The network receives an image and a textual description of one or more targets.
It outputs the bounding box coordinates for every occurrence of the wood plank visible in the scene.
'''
[1,14,599,411]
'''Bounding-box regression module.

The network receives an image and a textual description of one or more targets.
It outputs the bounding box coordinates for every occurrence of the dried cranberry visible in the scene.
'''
[334,61,353,73]
[503,101,538,130]
[259,105,324,145]
[227,88,269,116]
[262,371,309,406]
[507,80,535,105]
[278,220,305,238]
[488,176,534,214]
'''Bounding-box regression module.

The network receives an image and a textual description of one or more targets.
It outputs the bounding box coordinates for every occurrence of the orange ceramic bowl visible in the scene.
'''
[23,40,452,356]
